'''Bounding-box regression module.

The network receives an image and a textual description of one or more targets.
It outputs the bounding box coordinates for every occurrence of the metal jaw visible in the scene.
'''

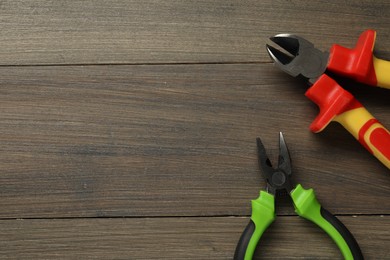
[256,132,294,195]
[266,34,329,84]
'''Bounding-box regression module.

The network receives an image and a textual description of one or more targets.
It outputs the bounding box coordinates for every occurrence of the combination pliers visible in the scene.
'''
[234,133,363,260]
[266,30,389,169]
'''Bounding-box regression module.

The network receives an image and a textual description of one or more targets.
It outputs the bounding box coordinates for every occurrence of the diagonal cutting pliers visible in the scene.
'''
[266,30,390,169]
[234,133,363,260]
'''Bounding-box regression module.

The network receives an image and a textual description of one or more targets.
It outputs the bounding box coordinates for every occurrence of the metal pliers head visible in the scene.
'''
[256,132,293,195]
[266,34,329,84]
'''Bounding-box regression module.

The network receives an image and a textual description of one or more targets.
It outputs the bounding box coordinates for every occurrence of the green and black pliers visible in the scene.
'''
[234,133,363,260]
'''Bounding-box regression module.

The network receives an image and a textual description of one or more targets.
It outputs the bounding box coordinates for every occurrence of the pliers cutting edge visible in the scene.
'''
[266,30,390,169]
[234,133,363,260]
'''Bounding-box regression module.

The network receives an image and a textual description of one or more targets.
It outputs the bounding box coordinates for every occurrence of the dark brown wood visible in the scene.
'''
[0,0,389,65]
[0,1,389,259]
[0,216,388,259]
[0,64,388,219]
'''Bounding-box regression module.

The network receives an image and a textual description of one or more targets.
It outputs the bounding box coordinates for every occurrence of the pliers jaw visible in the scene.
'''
[266,34,329,84]
[256,132,294,196]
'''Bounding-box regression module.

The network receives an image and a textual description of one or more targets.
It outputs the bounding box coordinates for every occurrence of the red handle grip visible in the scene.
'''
[327,29,378,86]
[306,74,390,169]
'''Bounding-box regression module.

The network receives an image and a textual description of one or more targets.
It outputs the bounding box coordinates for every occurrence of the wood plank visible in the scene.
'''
[0,216,388,259]
[0,64,388,218]
[0,0,390,65]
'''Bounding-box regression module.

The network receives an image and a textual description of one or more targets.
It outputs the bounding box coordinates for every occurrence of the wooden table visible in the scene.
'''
[0,1,389,259]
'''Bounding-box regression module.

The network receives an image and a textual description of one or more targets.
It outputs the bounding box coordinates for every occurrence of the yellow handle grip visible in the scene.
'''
[306,74,389,169]
[334,107,390,169]
[373,56,390,89]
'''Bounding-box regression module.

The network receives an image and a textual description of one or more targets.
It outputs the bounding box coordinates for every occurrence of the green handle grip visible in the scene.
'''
[291,184,363,260]
[234,191,275,260]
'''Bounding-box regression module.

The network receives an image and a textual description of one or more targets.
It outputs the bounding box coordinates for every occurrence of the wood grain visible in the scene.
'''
[0,0,389,65]
[0,1,389,259]
[0,216,388,259]
[0,64,388,218]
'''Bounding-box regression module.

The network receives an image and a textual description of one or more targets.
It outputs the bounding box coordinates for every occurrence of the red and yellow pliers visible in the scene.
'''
[266,30,390,169]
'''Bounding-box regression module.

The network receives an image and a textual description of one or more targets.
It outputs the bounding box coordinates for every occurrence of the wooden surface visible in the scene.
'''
[0,1,389,259]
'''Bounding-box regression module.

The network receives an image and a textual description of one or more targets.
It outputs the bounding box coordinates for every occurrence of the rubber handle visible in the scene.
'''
[306,74,390,169]
[372,56,390,89]
[327,29,390,89]
[334,103,390,169]
[234,220,256,260]
[291,184,363,260]
[234,191,275,260]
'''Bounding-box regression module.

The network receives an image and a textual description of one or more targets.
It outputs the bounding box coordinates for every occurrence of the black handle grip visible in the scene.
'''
[234,220,255,260]
[320,207,364,260]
